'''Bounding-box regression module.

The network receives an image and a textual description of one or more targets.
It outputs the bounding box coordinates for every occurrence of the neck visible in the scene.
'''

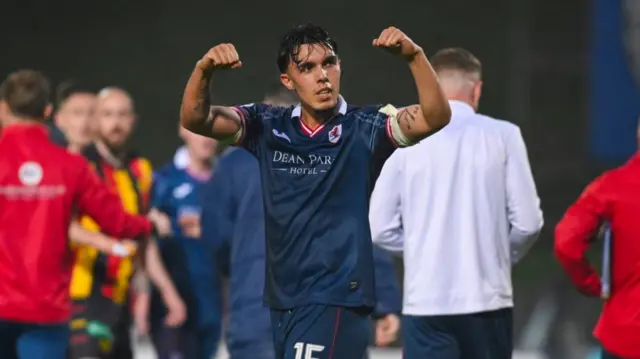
[300,103,337,130]
[67,144,83,153]
[446,95,475,110]
[2,116,42,127]
[187,159,213,180]
[95,140,125,167]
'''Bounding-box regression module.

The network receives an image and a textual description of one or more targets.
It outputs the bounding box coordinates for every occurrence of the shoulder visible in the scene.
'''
[60,149,94,177]
[346,104,393,127]
[47,123,68,148]
[129,155,153,173]
[472,114,525,147]
[154,161,179,181]
[218,147,255,171]
[236,103,294,120]
[580,168,623,201]
[474,113,520,133]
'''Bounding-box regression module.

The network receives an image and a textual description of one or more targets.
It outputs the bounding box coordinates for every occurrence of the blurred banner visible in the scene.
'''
[589,0,640,163]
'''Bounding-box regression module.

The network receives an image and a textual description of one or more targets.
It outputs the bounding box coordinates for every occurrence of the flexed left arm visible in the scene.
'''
[374,27,451,145]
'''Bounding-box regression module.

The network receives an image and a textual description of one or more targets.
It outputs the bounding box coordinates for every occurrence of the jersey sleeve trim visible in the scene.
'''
[385,116,399,148]
[379,104,412,148]
[228,106,247,146]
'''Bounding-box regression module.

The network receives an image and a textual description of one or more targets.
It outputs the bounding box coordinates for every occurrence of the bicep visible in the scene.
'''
[207,106,244,142]
[387,104,440,146]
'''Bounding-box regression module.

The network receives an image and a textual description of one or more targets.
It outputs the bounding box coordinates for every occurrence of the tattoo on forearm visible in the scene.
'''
[398,106,419,130]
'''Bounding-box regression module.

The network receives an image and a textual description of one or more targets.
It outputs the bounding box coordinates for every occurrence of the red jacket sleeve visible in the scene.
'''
[73,160,153,240]
[554,173,613,296]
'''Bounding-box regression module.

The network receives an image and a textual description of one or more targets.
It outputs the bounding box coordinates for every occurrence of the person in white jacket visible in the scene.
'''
[369,48,543,359]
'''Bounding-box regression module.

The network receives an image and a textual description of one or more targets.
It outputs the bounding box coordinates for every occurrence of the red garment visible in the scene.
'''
[555,154,640,359]
[0,123,152,324]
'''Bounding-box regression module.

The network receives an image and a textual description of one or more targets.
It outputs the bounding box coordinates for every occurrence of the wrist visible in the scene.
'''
[111,242,131,257]
[195,60,214,75]
[405,47,426,63]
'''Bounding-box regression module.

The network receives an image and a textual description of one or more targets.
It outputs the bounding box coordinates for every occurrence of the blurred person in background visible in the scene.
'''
[370,48,543,359]
[68,87,185,359]
[554,118,640,359]
[0,70,157,359]
[51,81,142,259]
[133,127,223,359]
[53,81,96,152]
[202,84,402,359]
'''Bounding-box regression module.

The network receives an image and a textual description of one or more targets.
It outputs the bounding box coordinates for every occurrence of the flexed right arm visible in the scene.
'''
[180,43,245,141]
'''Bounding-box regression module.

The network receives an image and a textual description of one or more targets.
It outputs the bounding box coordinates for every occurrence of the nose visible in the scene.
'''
[316,67,329,82]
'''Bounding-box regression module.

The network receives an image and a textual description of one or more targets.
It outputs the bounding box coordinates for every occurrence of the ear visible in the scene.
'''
[44,104,53,119]
[473,81,483,101]
[280,73,294,91]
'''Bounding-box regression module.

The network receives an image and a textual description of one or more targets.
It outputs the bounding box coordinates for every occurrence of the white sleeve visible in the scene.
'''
[505,126,544,264]
[369,151,404,253]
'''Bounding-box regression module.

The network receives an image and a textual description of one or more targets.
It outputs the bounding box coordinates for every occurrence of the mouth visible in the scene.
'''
[316,88,333,96]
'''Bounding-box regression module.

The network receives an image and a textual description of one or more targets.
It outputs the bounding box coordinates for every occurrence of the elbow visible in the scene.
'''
[553,222,574,261]
[179,111,200,133]
[421,102,451,136]
[516,209,544,236]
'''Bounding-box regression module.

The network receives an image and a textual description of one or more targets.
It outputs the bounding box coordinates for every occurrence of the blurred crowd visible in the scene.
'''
[10,76,403,359]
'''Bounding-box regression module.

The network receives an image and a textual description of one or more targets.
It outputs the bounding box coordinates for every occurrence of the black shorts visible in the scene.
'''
[68,297,130,359]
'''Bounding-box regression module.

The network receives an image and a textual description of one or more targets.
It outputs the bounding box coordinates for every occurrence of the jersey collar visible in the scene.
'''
[291,96,347,137]
[448,100,476,116]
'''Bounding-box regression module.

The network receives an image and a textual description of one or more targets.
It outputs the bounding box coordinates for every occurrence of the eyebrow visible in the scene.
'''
[297,55,338,69]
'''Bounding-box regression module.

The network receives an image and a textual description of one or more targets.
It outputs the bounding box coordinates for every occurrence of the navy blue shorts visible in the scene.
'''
[270,305,371,359]
[402,308,513,359]
[0,320,69,359]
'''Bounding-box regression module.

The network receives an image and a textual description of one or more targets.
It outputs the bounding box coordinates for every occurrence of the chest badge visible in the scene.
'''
[328,124,342,144]
[173,183,193,199]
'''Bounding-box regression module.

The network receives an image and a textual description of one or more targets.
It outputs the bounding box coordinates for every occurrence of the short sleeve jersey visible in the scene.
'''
[232,97,399,309]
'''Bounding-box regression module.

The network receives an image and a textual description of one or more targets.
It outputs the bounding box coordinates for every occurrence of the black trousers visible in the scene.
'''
[402,308,513,359]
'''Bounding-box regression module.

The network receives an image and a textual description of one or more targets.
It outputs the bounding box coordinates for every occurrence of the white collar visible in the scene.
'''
[291,95,347,118]
[448,100,476,115]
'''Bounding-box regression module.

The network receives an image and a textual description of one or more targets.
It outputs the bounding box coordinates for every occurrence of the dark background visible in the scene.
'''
[1,0,599,356]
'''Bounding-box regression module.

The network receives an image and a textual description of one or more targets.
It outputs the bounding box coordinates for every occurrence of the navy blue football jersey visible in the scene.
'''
[232,97,399,310]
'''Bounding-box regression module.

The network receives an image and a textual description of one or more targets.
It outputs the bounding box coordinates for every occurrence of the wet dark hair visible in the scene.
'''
[276,23,338,74]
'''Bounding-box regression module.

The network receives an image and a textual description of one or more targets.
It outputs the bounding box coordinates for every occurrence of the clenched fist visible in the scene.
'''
[373,27,422,60]
[197,43,243,72]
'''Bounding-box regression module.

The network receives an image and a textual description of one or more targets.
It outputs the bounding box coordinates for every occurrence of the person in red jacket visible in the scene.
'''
[0,70,161,359]
[555,150,640,359]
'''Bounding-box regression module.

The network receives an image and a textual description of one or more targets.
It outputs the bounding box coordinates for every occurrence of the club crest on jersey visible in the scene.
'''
[328,124,342,144]
[18,161,43,186]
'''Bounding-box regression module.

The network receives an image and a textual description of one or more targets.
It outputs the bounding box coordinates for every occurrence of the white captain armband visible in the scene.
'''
[379,104,413,147]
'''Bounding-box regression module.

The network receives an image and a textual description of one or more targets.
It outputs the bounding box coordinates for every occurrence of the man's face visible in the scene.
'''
[181,128,218,163]
[55,93,96,149]
[95,92,135,149]
[280,43,341,112]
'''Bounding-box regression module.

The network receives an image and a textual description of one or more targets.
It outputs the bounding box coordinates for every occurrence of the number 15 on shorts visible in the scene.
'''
[294,342,325,359]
